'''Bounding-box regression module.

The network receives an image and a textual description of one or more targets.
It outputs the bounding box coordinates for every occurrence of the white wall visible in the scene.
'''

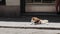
[5,0,56,12]
[6,0,20,6]
[26,5,56,12]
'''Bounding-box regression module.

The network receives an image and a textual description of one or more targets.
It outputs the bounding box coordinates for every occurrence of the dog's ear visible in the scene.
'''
[33,18,35,20]
[31,17,36,20]
[31,17,35,22]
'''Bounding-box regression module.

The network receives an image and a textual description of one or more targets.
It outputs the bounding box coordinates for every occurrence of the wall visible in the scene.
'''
[0,0,20,17]
[26,4,56,12]
[0,0,56,17]
[5,0,55,12]
[6,0,20,6]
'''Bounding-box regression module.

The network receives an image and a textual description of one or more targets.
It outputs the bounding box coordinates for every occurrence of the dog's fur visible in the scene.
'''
[31,17,41,24]
[31,17,48,25]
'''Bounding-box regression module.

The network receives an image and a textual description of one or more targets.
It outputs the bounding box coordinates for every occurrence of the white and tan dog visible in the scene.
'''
[31,17,48,25]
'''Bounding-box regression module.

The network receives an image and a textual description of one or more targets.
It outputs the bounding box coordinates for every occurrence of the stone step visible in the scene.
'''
[0,28,60,34]
[0,21,60,30]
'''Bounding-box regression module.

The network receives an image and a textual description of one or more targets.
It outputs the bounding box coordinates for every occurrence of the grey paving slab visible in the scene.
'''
[0,28,60,34]
[0,21,60,28]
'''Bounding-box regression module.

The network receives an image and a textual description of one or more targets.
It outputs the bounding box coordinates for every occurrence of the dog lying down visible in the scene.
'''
[31,17,48,25]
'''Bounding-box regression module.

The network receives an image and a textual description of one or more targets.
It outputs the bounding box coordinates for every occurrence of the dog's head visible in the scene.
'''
[31,17,41,24]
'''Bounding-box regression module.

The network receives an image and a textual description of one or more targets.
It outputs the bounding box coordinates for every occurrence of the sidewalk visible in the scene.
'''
[0,21,60,29]
[0,21,60,34]
[0,28,60,34]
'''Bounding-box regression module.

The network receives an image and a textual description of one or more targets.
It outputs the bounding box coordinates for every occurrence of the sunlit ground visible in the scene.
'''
[0,28,60,34]
[0,21,59,34]
[0,21,59,28]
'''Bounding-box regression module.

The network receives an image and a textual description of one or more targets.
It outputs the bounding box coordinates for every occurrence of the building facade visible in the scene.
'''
[6,0,20,6]
[0,0,56,17]
[25,0,56,12]
[0,0,20,17]
[5,0,55,12]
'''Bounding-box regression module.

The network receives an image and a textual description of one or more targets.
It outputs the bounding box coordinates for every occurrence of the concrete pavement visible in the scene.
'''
[0,28,60,34]
[0,21,60,28]
[0,21,59,34]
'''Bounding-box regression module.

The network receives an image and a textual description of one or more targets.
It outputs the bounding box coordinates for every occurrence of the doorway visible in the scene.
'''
[0,0,5,5]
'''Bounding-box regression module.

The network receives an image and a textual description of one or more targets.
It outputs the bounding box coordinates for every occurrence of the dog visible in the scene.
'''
[31,17,48,25]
